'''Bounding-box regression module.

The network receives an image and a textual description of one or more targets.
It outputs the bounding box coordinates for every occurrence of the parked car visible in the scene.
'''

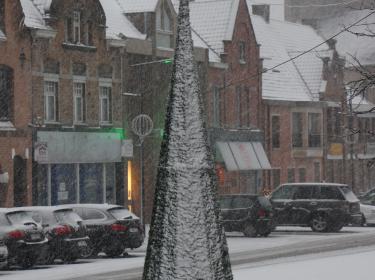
[358,187,375,199]
[270,183,362,232]
[15,206,91,264]
[0,208,47,268]
[219,194,274,237]
[65,204,145,257]
[0,239,8,270]
[358,192,375,226]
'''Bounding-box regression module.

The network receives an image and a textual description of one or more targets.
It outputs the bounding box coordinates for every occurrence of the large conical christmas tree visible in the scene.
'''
[142,0,233,279]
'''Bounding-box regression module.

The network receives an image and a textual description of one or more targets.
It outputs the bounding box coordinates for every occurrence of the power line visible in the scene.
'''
[217,9,375,92]
[250,0,364,8]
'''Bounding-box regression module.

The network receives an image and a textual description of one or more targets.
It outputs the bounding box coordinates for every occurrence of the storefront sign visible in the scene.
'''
[35,142,49,163]
[122,140,134,158]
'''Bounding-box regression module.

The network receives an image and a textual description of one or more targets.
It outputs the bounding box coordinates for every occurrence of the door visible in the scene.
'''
[13,155,27,207]
[270,185,296,225]
[291,185,316,224]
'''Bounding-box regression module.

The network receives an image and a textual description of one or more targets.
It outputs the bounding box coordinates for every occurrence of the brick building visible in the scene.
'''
[248,3,332,189]
[182,0,271,195]
[0,0,33,207]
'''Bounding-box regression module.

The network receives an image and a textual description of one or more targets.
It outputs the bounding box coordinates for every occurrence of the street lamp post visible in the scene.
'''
[131,114,153,225]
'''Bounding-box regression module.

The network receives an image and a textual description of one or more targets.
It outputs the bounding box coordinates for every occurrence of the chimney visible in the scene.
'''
[252,4,270,23]
[327,38,337,50]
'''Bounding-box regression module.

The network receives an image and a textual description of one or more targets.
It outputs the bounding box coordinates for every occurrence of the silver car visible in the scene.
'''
[0,239,8,269]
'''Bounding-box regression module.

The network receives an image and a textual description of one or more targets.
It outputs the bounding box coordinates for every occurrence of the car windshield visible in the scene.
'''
[108,208,137,220]
[55,210,82,225]
[6,211,36,225]
[339,186,359,202]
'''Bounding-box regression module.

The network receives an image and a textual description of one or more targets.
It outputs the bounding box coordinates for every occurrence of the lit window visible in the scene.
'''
[44,81,58,122]
[99,86,112,124]
[73,82,85,123]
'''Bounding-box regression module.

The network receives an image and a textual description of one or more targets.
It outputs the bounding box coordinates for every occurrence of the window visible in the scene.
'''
[308,113,321,147]
[65,11,93,46]
[99,86,112,124]
[299,168,306,182]
[272,115,280,148]
[239,41,246,63]
[272,169,280,189]
[0,65,13,121]
[0,0,5,32]
[236,86,241,127]
[293,186,313,199]
[73,82,85,123]
[288,168,295,183]
[271,185,296,200]
[320,186,344,200]
[292,112,303,147]
[44,80,58,122]
[314,162,321,182]
[156,1,173,48]
[212,86,221,127]
[81,209,105,220]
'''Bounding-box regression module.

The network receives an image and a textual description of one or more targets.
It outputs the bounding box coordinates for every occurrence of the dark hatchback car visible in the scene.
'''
[16,206,91,264]
[65,204,145,257]
[219,194,274,237]
[270,183,362,232]
[0,208,47,268]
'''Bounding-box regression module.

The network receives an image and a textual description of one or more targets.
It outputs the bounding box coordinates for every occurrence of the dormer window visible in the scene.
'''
[64,11,93,46]
[239,41,246,64]
[156,1,173,49]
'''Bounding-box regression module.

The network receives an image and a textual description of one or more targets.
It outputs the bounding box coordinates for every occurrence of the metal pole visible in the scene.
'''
[140,139,144,225]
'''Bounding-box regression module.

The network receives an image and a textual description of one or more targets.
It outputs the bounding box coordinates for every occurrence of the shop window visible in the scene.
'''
[99,86,112,124]
[272,115,280,148]
[73,82,86,123]
[80,163,103,203]
[105,163,116,204]
[0,65,13,121]
[44,80,58,122]
[292,112,303,147]
[51,164,76,205]
[308,113,321,147]
[156,0,173,49]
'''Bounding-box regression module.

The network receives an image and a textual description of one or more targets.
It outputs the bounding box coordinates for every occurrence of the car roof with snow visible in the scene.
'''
[279,182,349,187]
[61,203,126,210]
[12,205,76,213]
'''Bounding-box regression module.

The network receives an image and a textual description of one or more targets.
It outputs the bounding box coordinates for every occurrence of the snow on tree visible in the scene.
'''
[142,0,233,279]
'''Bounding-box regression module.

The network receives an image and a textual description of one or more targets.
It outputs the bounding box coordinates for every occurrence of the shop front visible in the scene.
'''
[34,131,124,206]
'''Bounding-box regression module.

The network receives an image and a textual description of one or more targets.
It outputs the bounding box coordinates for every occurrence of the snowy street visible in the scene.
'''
[1,226,375,280]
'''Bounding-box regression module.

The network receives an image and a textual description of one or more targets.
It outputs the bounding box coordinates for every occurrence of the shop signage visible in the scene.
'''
[329,143,343,156]
[35,142,49,163]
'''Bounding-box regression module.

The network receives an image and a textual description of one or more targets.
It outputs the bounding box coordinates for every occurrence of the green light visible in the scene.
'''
[159,128,164,138]
[163,58,173,64]
[102,128,126,140]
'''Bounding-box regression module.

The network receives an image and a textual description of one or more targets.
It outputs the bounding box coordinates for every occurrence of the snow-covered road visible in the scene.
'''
[1,226,375,280]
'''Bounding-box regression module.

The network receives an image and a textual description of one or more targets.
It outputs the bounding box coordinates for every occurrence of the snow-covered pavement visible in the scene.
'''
[1,226,375,280]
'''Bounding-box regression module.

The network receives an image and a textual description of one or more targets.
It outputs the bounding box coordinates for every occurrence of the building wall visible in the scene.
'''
[0,0,33,207]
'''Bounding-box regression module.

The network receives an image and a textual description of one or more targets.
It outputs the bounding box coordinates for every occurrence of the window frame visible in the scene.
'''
[292,112,303,148]
[239,41,246,64]
[99,81,112,125]
[0,65,13,122]
[156,0,173,49]
[73,79,86,124]
[308,112,322,148]
[271,115,280,149]
[43,76,59,123]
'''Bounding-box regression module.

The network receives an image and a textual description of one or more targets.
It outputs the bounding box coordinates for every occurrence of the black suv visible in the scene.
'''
[270,183,362,232]
[219,194,274,237]
[16,206,91,264]
[65,204,145,257]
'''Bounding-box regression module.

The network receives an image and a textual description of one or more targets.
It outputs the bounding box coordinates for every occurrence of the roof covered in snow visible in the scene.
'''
[248,1,330,102]
[317,9,375,67]
[18,0,146,40]
[99,0,146,40]
[172,0,239,62]
[116,0,160,13]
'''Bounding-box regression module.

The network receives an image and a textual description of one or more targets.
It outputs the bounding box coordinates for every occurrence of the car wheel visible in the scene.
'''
[310,213,329,232]
[243,224,257,237]
[361,214,367,227]
[328,222,344,232]
[104,247,124,257]
[19,256,35,269]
